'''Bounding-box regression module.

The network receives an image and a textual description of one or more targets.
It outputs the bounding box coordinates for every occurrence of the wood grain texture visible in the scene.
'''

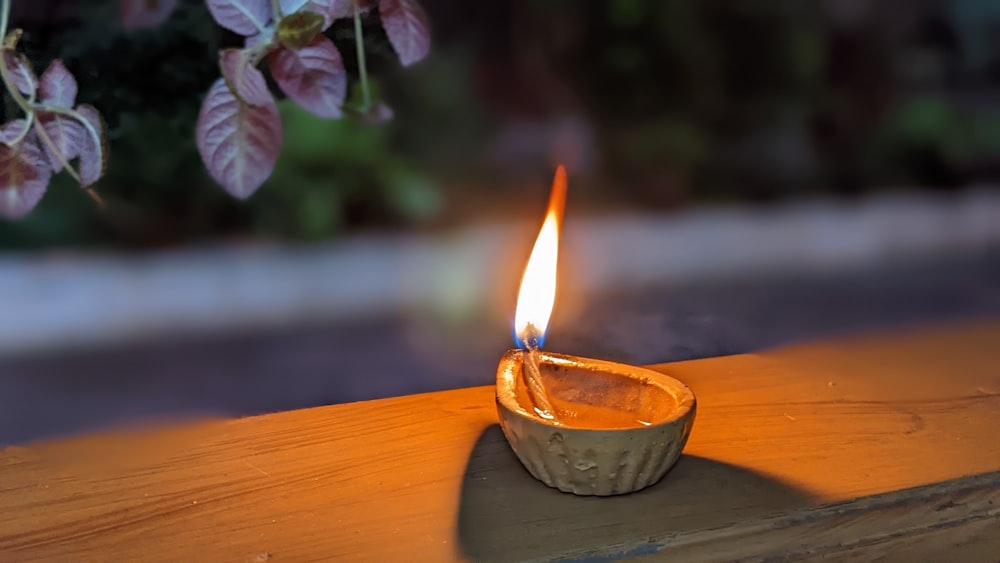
[1,320,999,562]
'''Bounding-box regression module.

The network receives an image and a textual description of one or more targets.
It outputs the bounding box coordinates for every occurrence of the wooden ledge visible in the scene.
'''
[2,320,999,561]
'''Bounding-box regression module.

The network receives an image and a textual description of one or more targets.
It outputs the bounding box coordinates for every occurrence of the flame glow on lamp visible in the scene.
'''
[494,165,698,496]
[514,165,567,351]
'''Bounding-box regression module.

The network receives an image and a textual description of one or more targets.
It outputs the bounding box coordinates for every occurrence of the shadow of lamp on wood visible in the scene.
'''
[495,165,698,496]
[456,425,814,561]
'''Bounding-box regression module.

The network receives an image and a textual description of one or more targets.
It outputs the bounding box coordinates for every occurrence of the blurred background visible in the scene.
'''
[1,0,999,445]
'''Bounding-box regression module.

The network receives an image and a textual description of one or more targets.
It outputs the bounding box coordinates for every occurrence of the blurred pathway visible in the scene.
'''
[1,251,997,446]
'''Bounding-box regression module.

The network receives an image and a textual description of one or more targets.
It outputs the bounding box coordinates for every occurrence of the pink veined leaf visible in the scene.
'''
[0,122,51,220]
[378,0,430,67]
[196,78,282,199]
[205,0,272,37]
[33,106,106,182]
[268,35,345,119]
[2,50,37,96]
[37,113,84,173]
[120,0,180,31]
[0,118,29,145]
[278,0,309,15]
[279,0,365,28]
[74,104,108,187]
[219,48,271,106]
[326,0,371,20]
[38,59,78,108]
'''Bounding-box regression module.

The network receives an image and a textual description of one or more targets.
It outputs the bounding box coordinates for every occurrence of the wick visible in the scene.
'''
[521,337,558,421]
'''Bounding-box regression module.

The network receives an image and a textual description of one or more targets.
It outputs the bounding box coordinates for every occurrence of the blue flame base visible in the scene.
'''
[514,323,545,351]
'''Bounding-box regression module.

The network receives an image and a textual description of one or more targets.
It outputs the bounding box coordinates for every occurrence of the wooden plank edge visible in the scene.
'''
[551,469,1000,563]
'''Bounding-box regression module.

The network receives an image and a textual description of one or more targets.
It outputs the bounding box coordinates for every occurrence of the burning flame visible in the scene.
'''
[514,165,568,350]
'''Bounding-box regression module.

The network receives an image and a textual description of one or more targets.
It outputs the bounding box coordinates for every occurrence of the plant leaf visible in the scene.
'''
[74,105,108,187]
[38,114,83,172]
[219,48,271,106]
[0,117,30,147]
[276,10,325,50]
[33,106,106,184]
[0,123,51,219]
[269,35,346,119]
[38,59,78,108]
[205,0,272,36]
[279,0,309,15]
[2,49,37,96]
[327,0,370,19]
[120,0,180,30]
[378,0,430,67]
[196,78,282,199]
[280,0,364,27]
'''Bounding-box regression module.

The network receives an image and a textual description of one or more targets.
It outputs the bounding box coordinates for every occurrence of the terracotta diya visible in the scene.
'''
[495,165,697,496]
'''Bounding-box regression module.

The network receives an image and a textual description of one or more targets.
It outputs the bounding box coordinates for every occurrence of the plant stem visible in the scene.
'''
[0,27,35,121]
[0,0,37,124]
[0,0,8,43]
[353,2,371,112]
[33,107,87,177]
[271,0,283,20]
[32,118,103,205]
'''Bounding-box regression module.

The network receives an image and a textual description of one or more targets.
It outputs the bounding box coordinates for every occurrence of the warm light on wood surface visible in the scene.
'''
[1,320,998,561]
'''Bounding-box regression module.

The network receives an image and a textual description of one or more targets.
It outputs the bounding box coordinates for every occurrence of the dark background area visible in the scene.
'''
[0,0,998,446]
[3,0,1000,248]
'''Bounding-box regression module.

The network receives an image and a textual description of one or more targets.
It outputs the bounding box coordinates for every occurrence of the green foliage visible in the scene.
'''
[616,117,709,172]
[252,99,440,241]
[970,113,1000,155]
[865,94,1000,184]
[883,97,961,148]
[383,49,490,170]
[609,0,645,28]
